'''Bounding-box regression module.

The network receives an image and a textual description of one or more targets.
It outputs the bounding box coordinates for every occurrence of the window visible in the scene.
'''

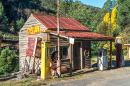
[56,46,69,59]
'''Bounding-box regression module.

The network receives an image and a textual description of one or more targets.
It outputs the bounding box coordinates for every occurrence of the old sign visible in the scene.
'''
[26,37,42,57]
[26,37,37,56]
[27,26,40,35]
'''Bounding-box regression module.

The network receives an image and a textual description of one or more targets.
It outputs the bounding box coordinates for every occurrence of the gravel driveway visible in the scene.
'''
[50,67,130,86]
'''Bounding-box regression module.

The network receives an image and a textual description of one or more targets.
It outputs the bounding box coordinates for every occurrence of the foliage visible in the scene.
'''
[0,2,4,20]
[119,25,130,49]
[10,26,15,32]
[111,6,117,33]
[98,5,118,53]
[102,0,117,10]
[103,42,116,54]
[0,0,129,56]
[97,21,108,36]
[16,17,25,31]
[0,46,16,73]
[113,25,121,37]
[91,41,99,56]
[102,0,112,10]
[0,2,9,25]
[103,12,110,22]
[117,0,130,29]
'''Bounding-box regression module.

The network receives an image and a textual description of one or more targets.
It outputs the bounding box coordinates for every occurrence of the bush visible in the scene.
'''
[0,46,16,73]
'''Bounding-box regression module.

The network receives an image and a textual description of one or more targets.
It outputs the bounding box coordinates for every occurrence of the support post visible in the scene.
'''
[32,56,35,73]
[70,43,72,76]
[57,0,61,77]
[110,41,112,68]
[127,46,128,58]
[128,47,130,58]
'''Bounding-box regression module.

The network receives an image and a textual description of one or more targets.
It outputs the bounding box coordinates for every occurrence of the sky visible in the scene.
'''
[74,0,107,8]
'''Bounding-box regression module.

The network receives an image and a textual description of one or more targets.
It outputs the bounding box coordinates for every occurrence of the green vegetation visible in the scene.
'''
[0,78,47,86]
[0,0,129,76]
[0,46,16,73]
[0,0,129,50]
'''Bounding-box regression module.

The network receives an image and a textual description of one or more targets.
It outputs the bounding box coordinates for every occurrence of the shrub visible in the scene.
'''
[0,46,16,73]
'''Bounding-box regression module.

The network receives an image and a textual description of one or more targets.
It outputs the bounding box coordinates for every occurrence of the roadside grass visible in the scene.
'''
[91,55,130,64]
[0,78,47,86]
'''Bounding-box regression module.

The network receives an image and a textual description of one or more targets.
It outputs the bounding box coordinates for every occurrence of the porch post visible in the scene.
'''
[70,43,72,76]
[127,46,128,58]
[110,41,112,68]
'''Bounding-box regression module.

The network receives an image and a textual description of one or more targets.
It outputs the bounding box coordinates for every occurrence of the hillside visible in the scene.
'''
[0,0,101,35]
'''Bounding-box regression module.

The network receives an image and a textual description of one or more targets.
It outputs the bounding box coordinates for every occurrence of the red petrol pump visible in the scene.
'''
[116,37,122,67]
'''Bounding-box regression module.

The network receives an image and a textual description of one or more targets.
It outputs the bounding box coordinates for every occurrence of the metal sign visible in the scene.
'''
[26,37,37,56]
[67,37,75,44]
[27,26,40,35]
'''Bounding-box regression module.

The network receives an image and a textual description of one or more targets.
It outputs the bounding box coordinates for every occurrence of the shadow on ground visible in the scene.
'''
[62,61,130,77]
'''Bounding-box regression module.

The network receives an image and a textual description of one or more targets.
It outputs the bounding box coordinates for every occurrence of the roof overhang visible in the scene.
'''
[50,31,115,42]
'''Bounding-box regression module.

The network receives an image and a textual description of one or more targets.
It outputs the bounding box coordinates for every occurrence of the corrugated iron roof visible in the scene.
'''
[32,14,114,40]
[33,14,91,31]
[51,31,115,39]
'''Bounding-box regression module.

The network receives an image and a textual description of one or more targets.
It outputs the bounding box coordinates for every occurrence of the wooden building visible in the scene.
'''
[19,14,115,72]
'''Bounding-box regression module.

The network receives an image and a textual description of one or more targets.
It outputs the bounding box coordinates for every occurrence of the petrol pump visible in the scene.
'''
[115,37,123,67]
[41,30,51,79]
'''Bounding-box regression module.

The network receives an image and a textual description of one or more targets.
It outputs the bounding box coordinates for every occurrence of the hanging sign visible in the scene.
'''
[67,37,75,44]
[27,26,40,35]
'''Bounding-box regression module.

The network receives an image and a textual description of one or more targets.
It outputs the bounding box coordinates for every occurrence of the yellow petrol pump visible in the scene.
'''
[41,30,51,79]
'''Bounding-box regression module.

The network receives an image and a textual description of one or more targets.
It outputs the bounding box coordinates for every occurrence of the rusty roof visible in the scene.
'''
[32,14,114,40]
[51,31,115,40]
[32,14,91,31]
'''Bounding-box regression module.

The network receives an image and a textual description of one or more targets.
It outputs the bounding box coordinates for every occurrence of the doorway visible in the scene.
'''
[73,42,81,70]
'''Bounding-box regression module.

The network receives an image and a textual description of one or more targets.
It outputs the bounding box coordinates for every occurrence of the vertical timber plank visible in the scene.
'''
[70,43,72,76]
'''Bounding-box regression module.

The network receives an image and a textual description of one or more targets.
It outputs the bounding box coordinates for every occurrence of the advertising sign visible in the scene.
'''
[27,26,40,35]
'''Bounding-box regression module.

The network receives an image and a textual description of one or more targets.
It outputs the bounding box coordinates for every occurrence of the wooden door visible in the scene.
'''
[84,50,91,68]
[73,42,81,70]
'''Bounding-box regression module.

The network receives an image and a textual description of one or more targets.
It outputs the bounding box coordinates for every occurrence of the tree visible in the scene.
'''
[102,0,117,10]
[102,0,112,10]
[0,2,9,25]
[97,21,108,36]
[100,12,111,36]
[117,0,130,29]
[0,46,16,73]
[0,2,4,20]
[103,12,110,22]
[111,6,117,33]
[16,17,25,31]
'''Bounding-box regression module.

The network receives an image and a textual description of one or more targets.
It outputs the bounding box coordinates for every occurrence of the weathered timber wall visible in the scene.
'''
[19,14,46,72]
[82,41,91,68]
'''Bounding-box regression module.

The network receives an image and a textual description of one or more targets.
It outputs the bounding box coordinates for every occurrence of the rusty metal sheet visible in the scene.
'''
[26,37,37,56]
[52,31,115,39]
[33,14,91,31]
